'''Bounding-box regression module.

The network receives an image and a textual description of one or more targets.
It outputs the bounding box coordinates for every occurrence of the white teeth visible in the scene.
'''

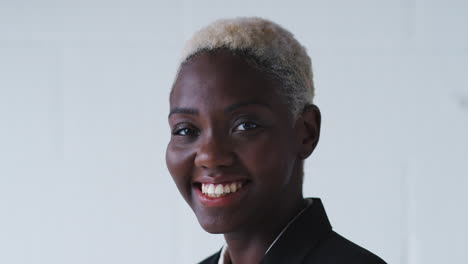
[230,183,237,193]
[201,181,245,197]
[207,184,215,195]
[224,184,231,194]
[214,184,224,195]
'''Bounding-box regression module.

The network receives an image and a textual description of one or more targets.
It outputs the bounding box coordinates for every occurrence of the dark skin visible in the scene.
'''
[166,50,321,264]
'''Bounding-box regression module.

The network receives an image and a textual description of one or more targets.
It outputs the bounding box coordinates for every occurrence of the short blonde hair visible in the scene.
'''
[177,17,314,118]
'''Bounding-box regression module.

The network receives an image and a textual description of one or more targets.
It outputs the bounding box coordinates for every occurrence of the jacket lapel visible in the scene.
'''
[260,198,332,264]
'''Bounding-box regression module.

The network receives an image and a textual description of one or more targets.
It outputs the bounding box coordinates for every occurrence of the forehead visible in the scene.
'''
[171,51,285,109]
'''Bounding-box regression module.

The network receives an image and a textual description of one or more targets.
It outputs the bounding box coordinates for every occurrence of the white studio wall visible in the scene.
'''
[1,0,467,263]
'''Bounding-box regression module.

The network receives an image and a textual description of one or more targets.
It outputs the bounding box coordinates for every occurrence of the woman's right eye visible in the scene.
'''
[172,126,199,136]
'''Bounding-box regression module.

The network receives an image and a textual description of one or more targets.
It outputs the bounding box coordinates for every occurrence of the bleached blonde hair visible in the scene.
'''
[177,17,315,119]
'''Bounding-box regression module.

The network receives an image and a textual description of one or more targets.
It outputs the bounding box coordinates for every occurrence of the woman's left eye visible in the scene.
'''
[234,122,259,131]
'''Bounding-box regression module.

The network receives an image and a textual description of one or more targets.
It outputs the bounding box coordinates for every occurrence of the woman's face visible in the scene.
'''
[166,51,304,233]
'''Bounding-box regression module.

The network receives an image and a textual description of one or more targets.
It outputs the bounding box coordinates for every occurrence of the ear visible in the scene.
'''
[295,104,321,159]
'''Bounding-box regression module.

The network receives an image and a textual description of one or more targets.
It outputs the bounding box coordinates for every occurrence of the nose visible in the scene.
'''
[194,134,235,169]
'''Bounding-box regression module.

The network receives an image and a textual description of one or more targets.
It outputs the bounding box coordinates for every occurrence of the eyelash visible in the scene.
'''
[233,121,259,132]
[172,125,199,137]
[171,121,261,137]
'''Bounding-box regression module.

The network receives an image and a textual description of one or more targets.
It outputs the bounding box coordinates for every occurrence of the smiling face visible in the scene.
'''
[166,51,307,234]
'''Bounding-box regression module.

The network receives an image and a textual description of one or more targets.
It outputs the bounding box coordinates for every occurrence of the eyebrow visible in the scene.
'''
[168,107,199,118]
[168,100,271,118]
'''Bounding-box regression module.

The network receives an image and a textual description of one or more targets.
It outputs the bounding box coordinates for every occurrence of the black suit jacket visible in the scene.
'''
[199,198,386,264]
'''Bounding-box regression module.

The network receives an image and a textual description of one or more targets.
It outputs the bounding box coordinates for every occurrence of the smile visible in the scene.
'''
[201,181,244,197]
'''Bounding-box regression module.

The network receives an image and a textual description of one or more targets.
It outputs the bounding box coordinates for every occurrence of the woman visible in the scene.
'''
[166,17,386,264]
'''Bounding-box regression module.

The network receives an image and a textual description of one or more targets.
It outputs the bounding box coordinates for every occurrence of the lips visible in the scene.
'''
[193,179,249,207]
[201,181,244,197]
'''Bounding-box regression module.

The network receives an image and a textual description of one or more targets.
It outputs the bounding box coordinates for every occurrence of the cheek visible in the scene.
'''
[238,133,296,188]
[166,143,195,198]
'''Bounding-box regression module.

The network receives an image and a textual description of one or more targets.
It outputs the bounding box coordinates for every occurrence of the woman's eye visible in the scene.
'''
[234,122,258,131]
[173,127,199,136]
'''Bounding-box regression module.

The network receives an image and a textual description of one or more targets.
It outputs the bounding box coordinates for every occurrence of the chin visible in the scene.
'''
[196,214,238,234]
[200,225,225,234]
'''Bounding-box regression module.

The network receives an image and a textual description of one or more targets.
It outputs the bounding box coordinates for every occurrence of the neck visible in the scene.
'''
[223,193,305,264]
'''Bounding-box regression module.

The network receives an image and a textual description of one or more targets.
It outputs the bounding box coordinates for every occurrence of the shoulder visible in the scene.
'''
[261,198,386,264]
[198,251,220,264]
[303,231,387,264]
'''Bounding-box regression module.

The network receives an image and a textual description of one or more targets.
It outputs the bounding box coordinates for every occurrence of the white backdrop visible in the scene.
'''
[1,0,467,263]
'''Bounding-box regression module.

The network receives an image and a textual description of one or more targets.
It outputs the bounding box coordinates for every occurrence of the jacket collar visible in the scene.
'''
[260,198,332,264]
[207,198,332,264]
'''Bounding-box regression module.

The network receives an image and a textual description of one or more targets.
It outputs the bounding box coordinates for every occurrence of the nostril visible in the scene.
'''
[194,149,235,169]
